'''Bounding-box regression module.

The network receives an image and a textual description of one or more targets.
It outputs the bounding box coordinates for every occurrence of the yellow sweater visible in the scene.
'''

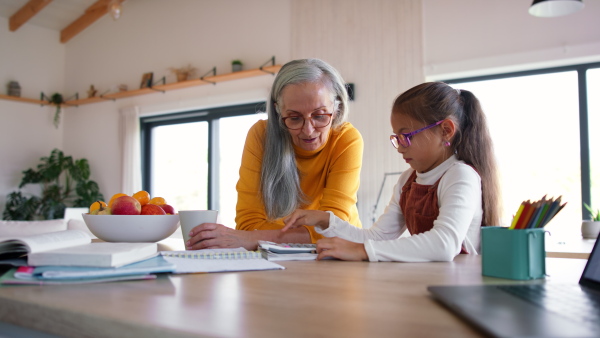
[235,120,363,242]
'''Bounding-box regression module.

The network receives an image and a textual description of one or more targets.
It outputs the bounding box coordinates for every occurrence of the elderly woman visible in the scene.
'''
[186,59,363,250]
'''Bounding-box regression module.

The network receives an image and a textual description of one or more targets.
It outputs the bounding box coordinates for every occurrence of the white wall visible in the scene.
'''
[423,0,600,79]
[291,0,424,226]
[0,16,65,212]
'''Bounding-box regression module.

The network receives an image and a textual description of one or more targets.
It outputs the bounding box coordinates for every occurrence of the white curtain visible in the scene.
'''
[119,106,142,194]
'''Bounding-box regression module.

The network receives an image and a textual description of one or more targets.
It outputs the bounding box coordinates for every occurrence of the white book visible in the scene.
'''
[0,229,92,257]
[0,230,157,268]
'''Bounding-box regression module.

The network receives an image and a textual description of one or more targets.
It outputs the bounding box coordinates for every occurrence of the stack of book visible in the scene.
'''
[0,230,285,285]
[0,229,168,285]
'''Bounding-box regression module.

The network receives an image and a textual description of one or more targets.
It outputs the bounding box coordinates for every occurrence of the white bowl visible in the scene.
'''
[82,214,180,242]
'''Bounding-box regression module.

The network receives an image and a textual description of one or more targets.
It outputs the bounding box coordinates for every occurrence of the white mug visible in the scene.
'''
[178,210,219,244]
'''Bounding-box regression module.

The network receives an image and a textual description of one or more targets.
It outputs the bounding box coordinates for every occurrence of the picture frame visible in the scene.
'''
[140,72,154,89]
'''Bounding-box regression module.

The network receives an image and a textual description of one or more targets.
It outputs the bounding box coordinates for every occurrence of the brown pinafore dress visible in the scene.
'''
[400,170,469,254]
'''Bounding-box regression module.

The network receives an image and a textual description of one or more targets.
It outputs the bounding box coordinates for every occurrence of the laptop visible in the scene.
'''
[428,238,600,338]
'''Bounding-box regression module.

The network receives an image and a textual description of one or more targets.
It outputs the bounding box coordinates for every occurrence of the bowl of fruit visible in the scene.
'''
[82,191,180,243]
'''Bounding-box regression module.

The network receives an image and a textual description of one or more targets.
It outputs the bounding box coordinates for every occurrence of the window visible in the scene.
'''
[444,62,599,238]
[141,103,267,228]
[588,68,600,214]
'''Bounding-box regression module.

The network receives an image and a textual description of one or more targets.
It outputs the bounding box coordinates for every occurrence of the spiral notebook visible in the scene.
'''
[159,248,285,274]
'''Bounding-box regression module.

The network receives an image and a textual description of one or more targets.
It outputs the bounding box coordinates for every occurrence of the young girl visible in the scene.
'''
[282,82,501,262]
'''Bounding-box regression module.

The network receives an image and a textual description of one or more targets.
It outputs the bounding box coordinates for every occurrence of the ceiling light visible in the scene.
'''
[109,0,122,20]
[529,0,584,17]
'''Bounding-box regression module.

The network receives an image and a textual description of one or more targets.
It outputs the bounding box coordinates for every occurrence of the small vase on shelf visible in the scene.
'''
[169,64,197,83]
[7,81,21,97]
[232,60,243,72]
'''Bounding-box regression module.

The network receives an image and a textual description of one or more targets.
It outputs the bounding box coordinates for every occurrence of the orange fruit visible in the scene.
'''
[132,190,151,206]
[148,197,167,205]
[108,193,128,208]
[89,200,107,213]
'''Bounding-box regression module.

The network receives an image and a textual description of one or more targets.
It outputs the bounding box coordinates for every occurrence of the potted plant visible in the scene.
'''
[169,64,197,82]
[2,149,104,220]
[582,203,600,239]
[231,59,243,72]
[50,93,64,128]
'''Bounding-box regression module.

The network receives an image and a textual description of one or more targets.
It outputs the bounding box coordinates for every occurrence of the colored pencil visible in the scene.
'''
[539,196,561,228]
[533,203,550,228]
[515,201,534,229]
[510,202,526,229]
[510,195,565,229]
[526,201,544,228]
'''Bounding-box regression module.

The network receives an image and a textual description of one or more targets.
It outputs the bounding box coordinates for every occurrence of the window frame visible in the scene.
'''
[442,62,600,219]
[140,102,266,210]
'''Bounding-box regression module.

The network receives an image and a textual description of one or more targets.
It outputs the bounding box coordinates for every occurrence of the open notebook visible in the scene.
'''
[160,248,284,273]
[428,238,600,337]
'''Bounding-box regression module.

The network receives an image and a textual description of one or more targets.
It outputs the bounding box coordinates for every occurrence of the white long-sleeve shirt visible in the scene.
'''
[316,155,483,262]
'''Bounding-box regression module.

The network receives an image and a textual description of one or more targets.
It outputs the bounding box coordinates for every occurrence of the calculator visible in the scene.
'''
[258,241,317,254]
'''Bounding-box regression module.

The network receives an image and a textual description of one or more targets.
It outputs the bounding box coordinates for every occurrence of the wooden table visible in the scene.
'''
[0,254,587,338]
[545,236,596,259]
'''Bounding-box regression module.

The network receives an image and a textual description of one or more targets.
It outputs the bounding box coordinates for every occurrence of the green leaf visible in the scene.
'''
[74,180,104,207]
[19,168,43,187]
[42,184,64,203]
[2,192,41,220]
[50,93,64,104]
[70,158,91,181]
[39,198,66,220]
[584,203,600,221]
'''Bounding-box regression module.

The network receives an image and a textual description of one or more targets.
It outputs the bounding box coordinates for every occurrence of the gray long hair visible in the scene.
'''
[261,59,349,220]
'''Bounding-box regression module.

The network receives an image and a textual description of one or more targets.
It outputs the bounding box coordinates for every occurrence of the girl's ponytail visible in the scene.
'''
[455,90,501,226]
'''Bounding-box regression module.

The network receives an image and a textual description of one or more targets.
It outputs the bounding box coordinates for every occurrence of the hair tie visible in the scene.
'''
[456,88,461,95]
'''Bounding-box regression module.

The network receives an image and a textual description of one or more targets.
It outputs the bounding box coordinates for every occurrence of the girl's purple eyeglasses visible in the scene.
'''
[390,120,444,148]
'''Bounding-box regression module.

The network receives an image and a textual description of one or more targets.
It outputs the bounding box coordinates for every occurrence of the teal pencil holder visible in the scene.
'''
[481,226,546,280]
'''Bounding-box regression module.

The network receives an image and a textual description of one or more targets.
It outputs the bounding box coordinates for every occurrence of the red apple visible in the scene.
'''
[159,204,176,215]
[141,204,167,215]
[111,196,142,215]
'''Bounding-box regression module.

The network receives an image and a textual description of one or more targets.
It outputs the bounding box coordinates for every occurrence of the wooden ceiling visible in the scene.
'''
[6,0,125,43]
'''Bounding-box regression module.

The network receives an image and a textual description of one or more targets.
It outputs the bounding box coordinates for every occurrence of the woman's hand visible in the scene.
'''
[316,237,368,261]
[186,223,257,251]
[282,209,330,232]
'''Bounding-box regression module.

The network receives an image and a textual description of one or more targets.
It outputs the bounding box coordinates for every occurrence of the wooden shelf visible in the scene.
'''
[0,94,50,106]
[1,64,282,107]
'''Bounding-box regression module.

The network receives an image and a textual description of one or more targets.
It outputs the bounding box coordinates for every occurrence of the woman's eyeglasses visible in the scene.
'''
[282,114,333,130]
[281,103,335,130]
[390,120,444,148]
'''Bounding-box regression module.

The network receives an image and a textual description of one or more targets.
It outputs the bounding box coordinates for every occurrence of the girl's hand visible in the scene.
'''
[282,209,330,232]
[316,237,368,261]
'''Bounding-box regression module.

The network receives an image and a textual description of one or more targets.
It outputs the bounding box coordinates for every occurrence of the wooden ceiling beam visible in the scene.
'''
[60,0,125,44]
[9,0,53,32]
